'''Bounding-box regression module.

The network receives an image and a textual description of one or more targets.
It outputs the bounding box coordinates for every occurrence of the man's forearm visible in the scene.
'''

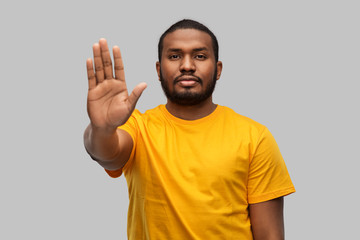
[84,124,121,162]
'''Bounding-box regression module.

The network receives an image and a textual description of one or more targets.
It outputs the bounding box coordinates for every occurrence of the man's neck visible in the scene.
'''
[165,98,217,120]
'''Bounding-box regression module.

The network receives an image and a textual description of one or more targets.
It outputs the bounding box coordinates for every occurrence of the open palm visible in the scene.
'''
[86,39,146,130]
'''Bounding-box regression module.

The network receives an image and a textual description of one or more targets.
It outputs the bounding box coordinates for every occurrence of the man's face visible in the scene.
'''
[156,29,222,106]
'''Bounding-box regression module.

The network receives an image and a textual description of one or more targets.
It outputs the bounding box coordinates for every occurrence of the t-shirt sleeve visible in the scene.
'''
[247,127,295,204]
[104,110,140,178]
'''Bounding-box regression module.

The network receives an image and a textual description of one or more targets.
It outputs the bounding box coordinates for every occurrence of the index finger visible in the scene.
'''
[113,46,125,82]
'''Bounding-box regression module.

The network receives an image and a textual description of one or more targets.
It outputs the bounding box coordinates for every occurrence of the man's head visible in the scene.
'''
[156,19,222,106]
[158,19,219,63]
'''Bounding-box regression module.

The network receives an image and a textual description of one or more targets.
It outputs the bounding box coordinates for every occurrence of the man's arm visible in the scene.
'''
[249,197,285,240]
[84,38,146,170]
[84,125,133,170]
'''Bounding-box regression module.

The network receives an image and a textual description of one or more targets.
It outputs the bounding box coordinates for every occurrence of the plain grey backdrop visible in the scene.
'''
[1,0,359,239]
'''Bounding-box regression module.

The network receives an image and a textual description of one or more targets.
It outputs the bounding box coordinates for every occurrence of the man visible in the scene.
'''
[84,19,295,239]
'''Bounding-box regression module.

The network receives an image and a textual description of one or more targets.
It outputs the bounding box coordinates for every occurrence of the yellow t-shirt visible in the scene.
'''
[106,105,295,240]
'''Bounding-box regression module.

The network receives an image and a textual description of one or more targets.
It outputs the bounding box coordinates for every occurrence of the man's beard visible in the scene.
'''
[160,68,217,106]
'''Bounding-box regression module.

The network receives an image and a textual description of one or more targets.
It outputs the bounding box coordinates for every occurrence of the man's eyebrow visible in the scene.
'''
[166,47,209,52]
[167,48,182,52]
[193,47,209,52]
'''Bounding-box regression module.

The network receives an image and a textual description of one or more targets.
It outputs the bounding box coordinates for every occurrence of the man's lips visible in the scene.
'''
[175,75,201,87]
[177,80,198,87]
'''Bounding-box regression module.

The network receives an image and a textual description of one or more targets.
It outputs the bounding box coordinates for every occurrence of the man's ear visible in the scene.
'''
[156,61,161,81]
[216,61,223,80]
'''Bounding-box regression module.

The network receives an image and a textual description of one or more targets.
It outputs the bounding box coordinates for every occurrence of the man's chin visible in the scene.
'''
[160,77,216,106]
[167,92,209,106]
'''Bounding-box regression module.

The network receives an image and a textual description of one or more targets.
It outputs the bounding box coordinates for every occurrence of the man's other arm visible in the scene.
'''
[249,197,285,240]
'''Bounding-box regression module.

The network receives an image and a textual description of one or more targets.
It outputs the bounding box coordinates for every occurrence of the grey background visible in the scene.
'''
[1,0,359,239]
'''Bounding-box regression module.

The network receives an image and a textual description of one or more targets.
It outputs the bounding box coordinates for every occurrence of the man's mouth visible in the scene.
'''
[177,80,198,87]
[175,75,201,87]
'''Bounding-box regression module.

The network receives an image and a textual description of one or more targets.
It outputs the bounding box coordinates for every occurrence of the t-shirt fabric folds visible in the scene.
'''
[105,105,295,240]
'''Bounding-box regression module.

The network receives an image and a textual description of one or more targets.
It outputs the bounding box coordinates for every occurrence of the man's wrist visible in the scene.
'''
[90,123,118,136]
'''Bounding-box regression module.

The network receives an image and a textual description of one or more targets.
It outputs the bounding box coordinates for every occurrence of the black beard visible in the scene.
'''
[160,68,217,106]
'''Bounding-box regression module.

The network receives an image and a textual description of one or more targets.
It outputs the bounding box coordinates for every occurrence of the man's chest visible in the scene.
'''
[129,125,253,200]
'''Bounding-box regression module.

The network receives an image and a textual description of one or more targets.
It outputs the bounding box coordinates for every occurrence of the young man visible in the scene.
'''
[84,19,295,240]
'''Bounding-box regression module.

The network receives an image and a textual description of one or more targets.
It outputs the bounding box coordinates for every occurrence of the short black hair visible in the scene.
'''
[158,19,219,62]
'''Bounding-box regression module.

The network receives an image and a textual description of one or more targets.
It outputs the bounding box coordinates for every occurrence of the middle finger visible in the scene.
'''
[99,38,113,80]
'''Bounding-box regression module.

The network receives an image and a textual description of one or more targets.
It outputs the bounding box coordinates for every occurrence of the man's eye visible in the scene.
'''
[169,54,180,59]
[195,55,206,60]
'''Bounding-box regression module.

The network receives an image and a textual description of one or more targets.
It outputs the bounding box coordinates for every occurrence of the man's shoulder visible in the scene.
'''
[219,105,265,129]
[131,105,160,115]
[129,105,165,122]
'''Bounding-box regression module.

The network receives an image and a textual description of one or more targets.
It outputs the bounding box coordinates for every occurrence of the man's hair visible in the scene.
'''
[158,19,219,62]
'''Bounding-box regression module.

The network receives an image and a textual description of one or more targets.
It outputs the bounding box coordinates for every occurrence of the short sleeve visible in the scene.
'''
[247,127,295,204]
[104,110,141,178]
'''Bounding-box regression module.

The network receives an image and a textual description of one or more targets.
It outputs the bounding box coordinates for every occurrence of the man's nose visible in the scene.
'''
[180,55,195,72]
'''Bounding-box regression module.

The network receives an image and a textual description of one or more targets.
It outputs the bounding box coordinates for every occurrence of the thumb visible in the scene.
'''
[128,82,147,107]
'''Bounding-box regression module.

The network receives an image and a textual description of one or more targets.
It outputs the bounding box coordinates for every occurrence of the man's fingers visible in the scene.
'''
[128,82,147,107]
[99,38,113,79]
[86,58,96,90]
[113,46,126,82]
[93,43,104,83]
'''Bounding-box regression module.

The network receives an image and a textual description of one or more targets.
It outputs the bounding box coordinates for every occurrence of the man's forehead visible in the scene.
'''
[162,29,212,51]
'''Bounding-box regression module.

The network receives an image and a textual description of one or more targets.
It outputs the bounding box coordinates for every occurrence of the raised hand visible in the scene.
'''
[86,39,147,130]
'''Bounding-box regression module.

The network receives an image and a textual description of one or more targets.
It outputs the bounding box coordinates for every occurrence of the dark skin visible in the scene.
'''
[84,39,145,170]
[250,197,285,240]
[84,30,285,239]
[156,29,222,120]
